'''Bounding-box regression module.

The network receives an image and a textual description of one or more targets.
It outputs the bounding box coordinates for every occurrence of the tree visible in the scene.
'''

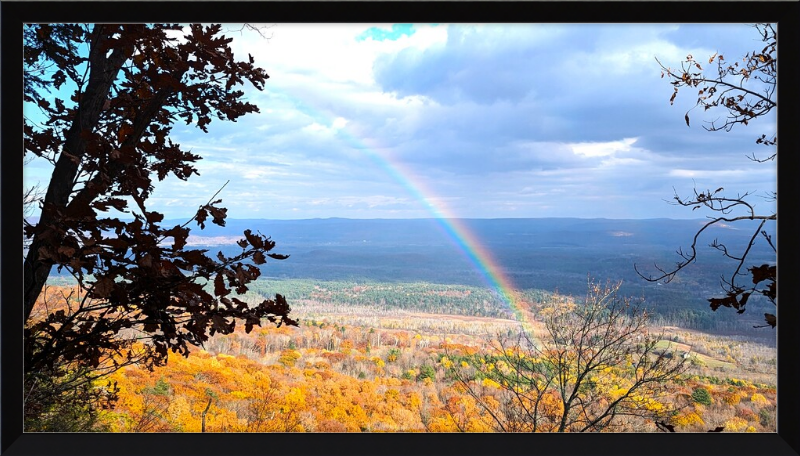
[449,281,688,432]
[23,24,297,429]
[691,387,713,406]
[638,23,777,328]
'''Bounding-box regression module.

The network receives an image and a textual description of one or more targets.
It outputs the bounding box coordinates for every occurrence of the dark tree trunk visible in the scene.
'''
[201,397,213,432]
[23,25,134,322]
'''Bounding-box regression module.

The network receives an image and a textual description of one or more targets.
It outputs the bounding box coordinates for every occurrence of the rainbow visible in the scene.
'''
[274,88,533,329]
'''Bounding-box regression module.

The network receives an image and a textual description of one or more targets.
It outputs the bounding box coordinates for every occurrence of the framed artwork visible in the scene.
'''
[4,1,797,455]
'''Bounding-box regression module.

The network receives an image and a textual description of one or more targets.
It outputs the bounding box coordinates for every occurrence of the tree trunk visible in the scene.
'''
[201,397,213,432]
[23,25,134,322]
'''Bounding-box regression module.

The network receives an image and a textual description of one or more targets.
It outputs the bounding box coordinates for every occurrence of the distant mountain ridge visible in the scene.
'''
[37,217,775,332]
[161,217,774,299]
[158,217,763,249]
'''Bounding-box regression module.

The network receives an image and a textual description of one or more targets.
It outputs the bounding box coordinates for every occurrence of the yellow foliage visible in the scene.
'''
[750,393,769,407]
[407,392,422,409]
[608,386,629,401]
[723,417,749,432]
[631,394,664,412]
[723,392,741,406]
[167,396,195,432]
[230,390,249,400]
[674,411,704,428]
[282,387,306,413]
[481,378,501,389]
[278,349,301,367]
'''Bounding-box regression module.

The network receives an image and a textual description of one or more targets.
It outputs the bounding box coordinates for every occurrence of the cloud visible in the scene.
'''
[372,25,551,105]
[356,24,416,42]
[570,137,639,158]
[24,23,774,221]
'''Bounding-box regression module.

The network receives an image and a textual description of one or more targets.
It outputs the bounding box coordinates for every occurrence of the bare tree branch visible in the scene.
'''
[647,23,777,328]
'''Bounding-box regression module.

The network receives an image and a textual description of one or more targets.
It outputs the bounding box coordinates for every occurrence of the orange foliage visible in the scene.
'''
[102,318,777,433]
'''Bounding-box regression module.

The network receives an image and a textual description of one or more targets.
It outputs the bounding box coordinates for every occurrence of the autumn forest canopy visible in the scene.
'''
[19,22,779,438]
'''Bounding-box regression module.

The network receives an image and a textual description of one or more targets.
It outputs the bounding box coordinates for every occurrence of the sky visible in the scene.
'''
[23,23,778,221]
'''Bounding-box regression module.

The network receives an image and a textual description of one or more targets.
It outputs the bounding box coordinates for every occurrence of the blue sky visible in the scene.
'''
[23,23,778,220]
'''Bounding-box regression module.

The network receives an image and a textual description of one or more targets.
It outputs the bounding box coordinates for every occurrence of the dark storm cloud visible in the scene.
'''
[366,23,776,184]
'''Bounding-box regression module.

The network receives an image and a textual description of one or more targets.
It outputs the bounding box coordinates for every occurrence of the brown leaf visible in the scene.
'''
[65,199,97,219]
[214,273,229,297]
[164,225,189,250]
[252,251,266,265]
[37,246,57,262]
[195,208,208,229]
[685,114,690,127]
[92,277,115,298]
[101,237,129,251]
[708,295,737,312]
[244,229,264,249]
[208,206,227,227]
[57,246,76,257]
[749,264,775,285]
[764,313,776,328]
[69,257,85,271]
[138,253,154,268]
[118,122,134,144]
[180,249,209,267]
[145,210,164,224]
[158,259,184,278]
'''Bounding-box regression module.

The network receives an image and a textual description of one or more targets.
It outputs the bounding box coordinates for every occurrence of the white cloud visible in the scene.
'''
[331,117,349,130]
[232,23,446,88]
[46,22,771,221]
[571,137,639,158]
[668,169,748,179]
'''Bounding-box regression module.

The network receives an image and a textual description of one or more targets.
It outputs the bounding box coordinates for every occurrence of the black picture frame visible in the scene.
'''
[4,2,798,455]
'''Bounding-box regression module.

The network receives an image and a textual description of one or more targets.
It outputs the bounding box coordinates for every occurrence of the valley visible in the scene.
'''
[36,217,778,433]
[36,277,776,433]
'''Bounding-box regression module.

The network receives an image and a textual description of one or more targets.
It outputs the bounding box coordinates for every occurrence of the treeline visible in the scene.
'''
[44,273,771,334]
[248,279,553,320]
[247,278,770,335]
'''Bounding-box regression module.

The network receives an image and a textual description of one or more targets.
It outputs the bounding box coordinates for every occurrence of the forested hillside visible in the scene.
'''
[135,217,776,334]
[30,282,777,433]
